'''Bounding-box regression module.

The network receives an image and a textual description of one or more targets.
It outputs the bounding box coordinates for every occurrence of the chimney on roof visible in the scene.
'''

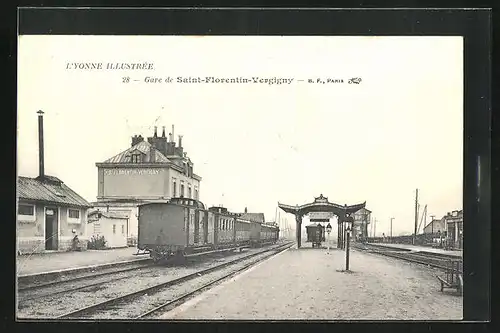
[178,135,183,148]
[162,126,166,138]
[170,124,175,142]
[131,134,144,147]
[154,126,158,138]
[244,207,248,213]
[37,110,45,178]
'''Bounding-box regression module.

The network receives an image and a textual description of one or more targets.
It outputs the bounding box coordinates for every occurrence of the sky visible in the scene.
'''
[17,35,463,237]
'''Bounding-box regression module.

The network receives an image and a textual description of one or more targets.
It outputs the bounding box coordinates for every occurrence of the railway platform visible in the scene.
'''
[17,247,148,277]
[368,243,463,257]
[161,242,462,320]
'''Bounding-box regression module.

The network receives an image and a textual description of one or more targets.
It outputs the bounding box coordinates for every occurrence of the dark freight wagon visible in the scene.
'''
[138,198,280,262]
[306,224,325,248]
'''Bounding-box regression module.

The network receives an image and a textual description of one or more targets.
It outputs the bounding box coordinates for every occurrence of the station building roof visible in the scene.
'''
[101,141,171,164]
[238,213,265,223]
[17,175,91,208]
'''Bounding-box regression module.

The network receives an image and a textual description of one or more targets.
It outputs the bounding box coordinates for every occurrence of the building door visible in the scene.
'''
[45,207,58,250]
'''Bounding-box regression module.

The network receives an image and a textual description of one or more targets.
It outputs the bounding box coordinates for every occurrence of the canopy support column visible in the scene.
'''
[295,214,302,248]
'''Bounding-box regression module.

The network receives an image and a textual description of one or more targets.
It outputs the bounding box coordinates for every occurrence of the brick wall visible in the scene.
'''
[17,238,45,255]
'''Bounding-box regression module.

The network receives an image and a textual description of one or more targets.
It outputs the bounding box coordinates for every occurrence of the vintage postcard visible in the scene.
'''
[17,34,464,320]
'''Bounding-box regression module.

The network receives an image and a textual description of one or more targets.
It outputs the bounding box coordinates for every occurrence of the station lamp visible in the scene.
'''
[345,215,354,232]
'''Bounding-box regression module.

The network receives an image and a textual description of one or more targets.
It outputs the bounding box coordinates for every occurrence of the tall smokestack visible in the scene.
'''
[178,135,183,148]
[162,126,166,138]
[154,126,158,138]
[37,110,45,178]
[171,124,175,142]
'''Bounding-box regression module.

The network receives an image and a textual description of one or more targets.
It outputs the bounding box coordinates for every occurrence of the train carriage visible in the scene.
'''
[138,198,280,262]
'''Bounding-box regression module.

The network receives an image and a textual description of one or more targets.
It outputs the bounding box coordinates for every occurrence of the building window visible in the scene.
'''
[113,224,116,234]
[172,179,177,197]
[68,208,81,223]
[68,209,80,219]
[19,204,34,215]
[131,154,142,163]
[180,184,185,198]
[188,187,192,199]
[195,189,199,200]
[18,204,35,222]
[121,225,125,234]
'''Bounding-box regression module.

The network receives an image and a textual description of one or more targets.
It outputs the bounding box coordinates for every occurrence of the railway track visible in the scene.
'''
[54,241,292,319]
[352,243,463,273]
[18,261,157,303]
[18,245,271,305]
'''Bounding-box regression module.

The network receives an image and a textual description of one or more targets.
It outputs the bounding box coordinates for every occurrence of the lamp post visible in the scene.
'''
[390,217,394,243]
[326,223,332,254]
[344,215,354,272]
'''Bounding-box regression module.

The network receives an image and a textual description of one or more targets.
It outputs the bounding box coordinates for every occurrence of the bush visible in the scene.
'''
[88,234,107,250]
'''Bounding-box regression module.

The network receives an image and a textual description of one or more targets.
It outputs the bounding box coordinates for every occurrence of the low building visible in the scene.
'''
[17,111,91,254]
[17,176,91,254]
[423,218,446,234]
[87,210,129,248]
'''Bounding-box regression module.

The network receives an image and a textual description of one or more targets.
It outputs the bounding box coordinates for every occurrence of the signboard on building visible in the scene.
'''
[104,168,161,176]
[309,212,333,220]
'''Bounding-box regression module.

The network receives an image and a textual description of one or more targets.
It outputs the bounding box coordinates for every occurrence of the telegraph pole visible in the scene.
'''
[430,215,435,235]
[374,218,377,238]
[390,217,394,239]
[413,189,419,245]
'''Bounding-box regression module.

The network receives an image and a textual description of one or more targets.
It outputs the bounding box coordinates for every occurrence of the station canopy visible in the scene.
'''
[278,194,366,218]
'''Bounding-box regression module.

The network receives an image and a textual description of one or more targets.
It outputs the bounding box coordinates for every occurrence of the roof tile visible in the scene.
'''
[102,141,170,164]
[17,176,91,208]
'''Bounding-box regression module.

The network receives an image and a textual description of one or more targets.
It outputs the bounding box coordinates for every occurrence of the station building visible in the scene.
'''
[353,208,371,239]
[423,217,446,235]
[444,210,463,249]
[92,125,202,245]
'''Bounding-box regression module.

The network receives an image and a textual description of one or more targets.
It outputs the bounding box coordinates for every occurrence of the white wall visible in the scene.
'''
[88,216,128,248]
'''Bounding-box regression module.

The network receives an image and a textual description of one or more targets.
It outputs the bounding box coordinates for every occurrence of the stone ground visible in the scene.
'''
[161,244,463,320]
[16,247,146,275]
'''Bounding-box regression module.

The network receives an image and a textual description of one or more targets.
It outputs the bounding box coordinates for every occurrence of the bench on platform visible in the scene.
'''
[436,258,463,295]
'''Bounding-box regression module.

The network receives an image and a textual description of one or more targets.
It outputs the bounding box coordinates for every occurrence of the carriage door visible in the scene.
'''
[203,211,209,244]
[194,210,200,244]
[214,214,219,246]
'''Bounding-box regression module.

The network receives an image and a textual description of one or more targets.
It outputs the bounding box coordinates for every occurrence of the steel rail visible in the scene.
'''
[18,264,157,303]
[18,261,153,293]
[353,244,463,273]
[20,244,267,301]
[56,242,292,319]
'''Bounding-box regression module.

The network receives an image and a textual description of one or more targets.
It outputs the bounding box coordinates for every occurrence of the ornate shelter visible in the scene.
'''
[278,194,366,248]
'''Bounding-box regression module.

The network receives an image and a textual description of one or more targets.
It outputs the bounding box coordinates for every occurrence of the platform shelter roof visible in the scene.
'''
[278,194,366,217]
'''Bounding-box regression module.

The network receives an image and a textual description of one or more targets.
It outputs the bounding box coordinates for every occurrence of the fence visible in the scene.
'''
[364,232,451,248]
